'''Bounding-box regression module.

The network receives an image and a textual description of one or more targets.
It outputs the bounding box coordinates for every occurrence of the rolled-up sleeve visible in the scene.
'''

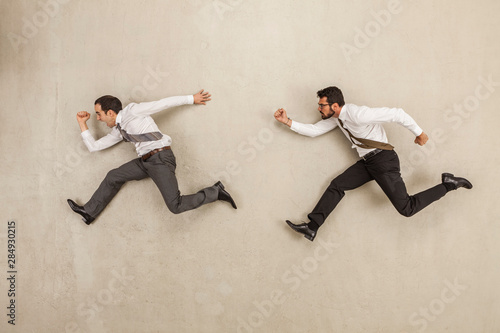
[81,128,123,152]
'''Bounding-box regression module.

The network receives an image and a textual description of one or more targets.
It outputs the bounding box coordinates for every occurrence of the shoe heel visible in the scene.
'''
[304,234,314,241]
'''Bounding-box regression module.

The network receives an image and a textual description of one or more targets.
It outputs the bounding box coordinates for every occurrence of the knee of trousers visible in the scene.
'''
[165,201,183,215]
[328,180,345,196]
[395,205,417,218]
[167,206,182,215]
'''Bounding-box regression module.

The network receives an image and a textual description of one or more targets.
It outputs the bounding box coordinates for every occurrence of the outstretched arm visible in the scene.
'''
[274,108,337,137]
[130,89,212,116]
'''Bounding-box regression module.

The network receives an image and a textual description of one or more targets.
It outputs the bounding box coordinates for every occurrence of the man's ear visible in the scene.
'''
[330,103,341,115]
[107,110,117,118]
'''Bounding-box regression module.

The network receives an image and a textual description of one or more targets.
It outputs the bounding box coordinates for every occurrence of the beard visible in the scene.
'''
[321,110,335,119]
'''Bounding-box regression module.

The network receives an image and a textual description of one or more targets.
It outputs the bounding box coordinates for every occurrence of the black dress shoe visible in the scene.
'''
[442,173,473,190]
[214,181,237,209]
[67,199,95,225]
[285,220,316,241]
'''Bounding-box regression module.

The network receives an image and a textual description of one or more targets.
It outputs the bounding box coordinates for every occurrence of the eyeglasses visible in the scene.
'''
[318,103,332,109]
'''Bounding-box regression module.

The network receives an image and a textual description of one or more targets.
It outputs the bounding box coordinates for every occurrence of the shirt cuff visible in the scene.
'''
[187,95,194,104]
[413,126,424,137]
[81,129,92,138]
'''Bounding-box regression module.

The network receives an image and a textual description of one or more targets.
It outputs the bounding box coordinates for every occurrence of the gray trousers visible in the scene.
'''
[84,149,219,218]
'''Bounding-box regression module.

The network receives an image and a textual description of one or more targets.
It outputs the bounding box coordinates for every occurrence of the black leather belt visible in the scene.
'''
[141,146,171,161]
[361,148,383,161]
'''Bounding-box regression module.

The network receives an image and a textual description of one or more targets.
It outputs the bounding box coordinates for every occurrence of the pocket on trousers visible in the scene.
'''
[368,150,400,174]
[157,150,177,171]
[382,151,400,173]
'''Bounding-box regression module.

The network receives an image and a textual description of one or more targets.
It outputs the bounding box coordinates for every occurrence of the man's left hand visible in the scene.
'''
[193,89,212,105]
[414,132,429,146]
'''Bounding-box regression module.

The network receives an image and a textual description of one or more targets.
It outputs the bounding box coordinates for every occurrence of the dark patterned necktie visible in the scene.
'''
[116,123,163,143]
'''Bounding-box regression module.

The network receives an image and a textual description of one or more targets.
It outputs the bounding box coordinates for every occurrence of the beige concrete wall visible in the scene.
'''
[1,0,499,332]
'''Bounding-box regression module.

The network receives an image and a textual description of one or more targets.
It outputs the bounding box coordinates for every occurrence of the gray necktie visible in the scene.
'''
[116,123,163,143]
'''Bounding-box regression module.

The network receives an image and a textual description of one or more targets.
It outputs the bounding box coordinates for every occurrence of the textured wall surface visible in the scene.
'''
[1,0,499,332]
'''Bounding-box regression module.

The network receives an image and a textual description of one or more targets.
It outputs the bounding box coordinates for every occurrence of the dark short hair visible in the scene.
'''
[317,86,345,107]
[94,95,122,114]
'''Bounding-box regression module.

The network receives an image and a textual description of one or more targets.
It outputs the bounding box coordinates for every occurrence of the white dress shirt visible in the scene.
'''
[290,103,423,157]
[81,95,194,156]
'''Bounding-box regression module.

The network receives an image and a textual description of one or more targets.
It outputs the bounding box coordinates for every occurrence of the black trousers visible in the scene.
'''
[307,150,447,228]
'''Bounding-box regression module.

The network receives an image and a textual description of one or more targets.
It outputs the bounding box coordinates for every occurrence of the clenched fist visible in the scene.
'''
[274,108,288,124]
[76,111,90,123]
[414,132,428,146]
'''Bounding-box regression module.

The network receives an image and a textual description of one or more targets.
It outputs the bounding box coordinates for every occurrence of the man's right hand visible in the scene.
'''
[76,111,90,132]
[274,108,289,125]
[77,111,90,123]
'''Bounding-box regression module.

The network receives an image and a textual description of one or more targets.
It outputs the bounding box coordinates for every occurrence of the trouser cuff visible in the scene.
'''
[443,182,456,192]
[308,220,320,231]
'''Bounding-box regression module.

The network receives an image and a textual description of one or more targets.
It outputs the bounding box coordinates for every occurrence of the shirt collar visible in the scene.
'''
[115,112,123,126]
[337,104,347,122]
